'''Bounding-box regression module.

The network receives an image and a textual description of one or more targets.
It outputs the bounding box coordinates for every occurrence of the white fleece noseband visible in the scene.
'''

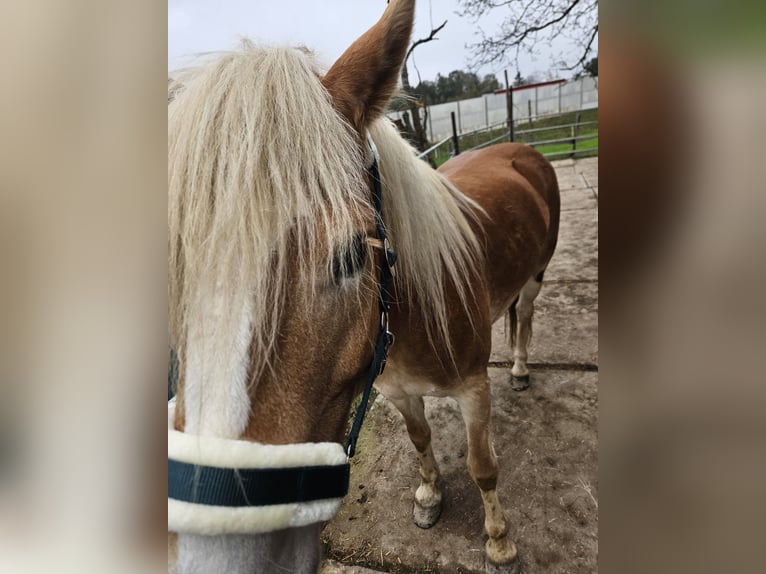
[168,401,348,535]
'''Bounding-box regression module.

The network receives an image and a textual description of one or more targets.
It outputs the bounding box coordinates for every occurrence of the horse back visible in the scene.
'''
[439,143,561,316]
[383,144,560,382]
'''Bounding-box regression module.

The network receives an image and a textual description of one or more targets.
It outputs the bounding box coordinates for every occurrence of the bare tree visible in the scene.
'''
[396,20,447,157]
[458,0,598,71]
[401,19,448,93]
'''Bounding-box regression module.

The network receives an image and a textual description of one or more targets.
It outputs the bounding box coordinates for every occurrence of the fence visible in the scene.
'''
[417,107,599,166]
[389,76,598,142]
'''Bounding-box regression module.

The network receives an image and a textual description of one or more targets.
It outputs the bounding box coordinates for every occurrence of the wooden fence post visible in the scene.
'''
[428,108,433,142]
[450,111,460,156]
[572,111,581,157]
[504,70,514,142]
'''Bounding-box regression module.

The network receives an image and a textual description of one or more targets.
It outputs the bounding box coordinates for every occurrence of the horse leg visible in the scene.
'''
[510,273,543,391]
[389,395,443,528]
[458,376,518,570]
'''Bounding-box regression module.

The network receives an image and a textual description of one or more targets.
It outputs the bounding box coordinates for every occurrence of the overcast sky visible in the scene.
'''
[169,0,585,83]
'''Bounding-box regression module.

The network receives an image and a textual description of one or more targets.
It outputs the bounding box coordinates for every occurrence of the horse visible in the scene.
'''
[167,1,559,572]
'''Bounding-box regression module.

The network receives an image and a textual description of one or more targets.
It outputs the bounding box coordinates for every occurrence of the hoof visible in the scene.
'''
[485,556,521,574]
[485,537,518,572]
[510,374,529,391]
[413,500,442,529]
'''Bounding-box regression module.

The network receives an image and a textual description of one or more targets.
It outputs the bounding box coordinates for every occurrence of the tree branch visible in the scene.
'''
[518,0,581,38]
[404,19,448,65]
[397,19,449,153]
[401,19,448,90]
[460,0,598,71]
[564,23,598,71]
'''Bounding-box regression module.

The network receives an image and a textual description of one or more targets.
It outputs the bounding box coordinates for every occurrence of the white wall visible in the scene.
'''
[389,77,599,141]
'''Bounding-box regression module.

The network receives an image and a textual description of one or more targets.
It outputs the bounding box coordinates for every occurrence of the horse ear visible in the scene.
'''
[322,0,415,132]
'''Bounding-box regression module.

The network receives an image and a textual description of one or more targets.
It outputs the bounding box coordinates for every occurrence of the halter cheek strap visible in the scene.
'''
[344,140,397,457]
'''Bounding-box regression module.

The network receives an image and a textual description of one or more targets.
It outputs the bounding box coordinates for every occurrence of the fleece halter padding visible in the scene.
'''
[167,402,349,535]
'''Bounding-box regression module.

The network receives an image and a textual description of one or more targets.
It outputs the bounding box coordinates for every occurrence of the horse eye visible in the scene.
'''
[332,235,367,283]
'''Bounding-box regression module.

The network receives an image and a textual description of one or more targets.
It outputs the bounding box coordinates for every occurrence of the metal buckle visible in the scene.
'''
[377,311,395,376]
[383,238,397,273]
[385,330,395,351]
[377,331,394,376]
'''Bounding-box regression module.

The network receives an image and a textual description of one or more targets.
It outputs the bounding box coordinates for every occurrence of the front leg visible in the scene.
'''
[458,375,519,571]
[388,395,443,528]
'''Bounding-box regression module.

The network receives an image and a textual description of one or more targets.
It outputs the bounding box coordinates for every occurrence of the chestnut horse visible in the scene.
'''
[168,1,559,572]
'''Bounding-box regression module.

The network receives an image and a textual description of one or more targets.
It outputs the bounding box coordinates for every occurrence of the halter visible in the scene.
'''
[168,140,397,535]
[345,138,397,459]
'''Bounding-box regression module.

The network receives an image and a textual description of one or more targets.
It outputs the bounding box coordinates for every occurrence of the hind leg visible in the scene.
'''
[458,375,518,569]
[388,395,443,528]
[510,273,543,391]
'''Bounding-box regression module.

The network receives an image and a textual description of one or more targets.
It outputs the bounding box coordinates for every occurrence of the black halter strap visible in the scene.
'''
[168,459,350,507]
[345,153,397,458]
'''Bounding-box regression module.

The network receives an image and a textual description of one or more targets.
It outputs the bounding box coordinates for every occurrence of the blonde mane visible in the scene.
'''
[369,119,483,353]
[168,41,482,406]
[168,42,368,409]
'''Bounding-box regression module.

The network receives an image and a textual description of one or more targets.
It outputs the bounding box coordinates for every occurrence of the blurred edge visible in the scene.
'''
[1,0,765,573]
[0,1,167,573]
[600,1,766,573]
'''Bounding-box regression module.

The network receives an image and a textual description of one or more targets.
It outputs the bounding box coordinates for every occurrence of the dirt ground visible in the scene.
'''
[321,158,598,573]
